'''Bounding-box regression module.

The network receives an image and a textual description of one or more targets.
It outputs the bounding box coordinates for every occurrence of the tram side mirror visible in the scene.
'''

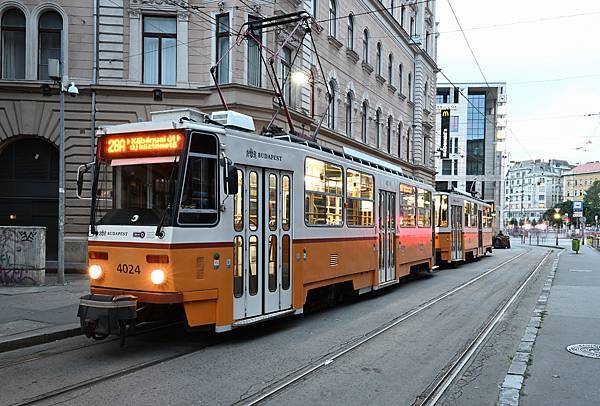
[225,165,239,195]
[76,162,95,200]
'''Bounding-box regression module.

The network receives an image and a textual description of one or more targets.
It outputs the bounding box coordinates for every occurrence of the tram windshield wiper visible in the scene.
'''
[155,157,179,237]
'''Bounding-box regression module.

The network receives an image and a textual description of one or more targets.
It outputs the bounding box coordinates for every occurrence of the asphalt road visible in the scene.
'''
[0,246,555,406]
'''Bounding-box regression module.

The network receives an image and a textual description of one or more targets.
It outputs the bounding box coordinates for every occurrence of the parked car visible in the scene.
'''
[493,231,511,249]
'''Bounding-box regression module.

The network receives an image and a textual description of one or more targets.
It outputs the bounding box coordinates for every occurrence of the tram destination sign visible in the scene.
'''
[101,130,185,159]
[440,109,450,159]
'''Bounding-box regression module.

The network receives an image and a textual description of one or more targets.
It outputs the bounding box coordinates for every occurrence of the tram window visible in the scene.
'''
[179,132,219,225]
[282,234,290,290]
[282,176,291,231]
[471,203,477,227]
[435,195,448,227]
[269,174,277,231]
[399,184,416,227]
[268,235,277,292]
[417,189,431,227]
[304,157,343,226]
[464,202,471,226]
[249,171,259,231]
[233,236,243,298]
[346,169,374,226]
[233,169,243,232]
[249,236,258,295]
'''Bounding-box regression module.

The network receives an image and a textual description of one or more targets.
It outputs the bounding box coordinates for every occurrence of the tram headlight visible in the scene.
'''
[88,264,103,280]
[150,269,166,285]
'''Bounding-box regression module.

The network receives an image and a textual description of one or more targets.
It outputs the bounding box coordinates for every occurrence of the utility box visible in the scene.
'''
[0,226,46,285]
[571,238,580,254]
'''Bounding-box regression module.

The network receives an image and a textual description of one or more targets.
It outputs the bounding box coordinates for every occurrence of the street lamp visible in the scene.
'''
[553,208,561,246]
[49,58,79,284]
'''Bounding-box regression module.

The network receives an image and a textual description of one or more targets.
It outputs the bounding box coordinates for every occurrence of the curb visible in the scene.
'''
[0,323,81,354]
[497,250,563,406]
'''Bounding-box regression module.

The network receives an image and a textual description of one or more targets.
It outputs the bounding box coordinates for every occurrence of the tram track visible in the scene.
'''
[235,248,544,406]
[9,248,544,406]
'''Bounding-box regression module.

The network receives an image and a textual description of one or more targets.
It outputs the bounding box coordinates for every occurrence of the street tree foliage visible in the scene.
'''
[543,200,574,225]
[583,180,600,225]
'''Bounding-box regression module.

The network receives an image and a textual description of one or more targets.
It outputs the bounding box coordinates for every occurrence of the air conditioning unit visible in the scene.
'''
[210,111,256,132]
[150,108,208,123]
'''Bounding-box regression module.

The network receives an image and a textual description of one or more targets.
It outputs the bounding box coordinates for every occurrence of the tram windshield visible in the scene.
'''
[91,130,220,228]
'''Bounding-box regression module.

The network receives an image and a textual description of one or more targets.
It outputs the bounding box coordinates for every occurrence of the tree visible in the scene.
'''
[583,180,600,225]
[531,218,538,227]
[509,218,518,227]
[543,200,573,224]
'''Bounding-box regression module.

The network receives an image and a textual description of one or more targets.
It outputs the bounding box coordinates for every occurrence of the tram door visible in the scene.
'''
[378,191,396,284]
[451,205,463,261]
[233,167,293,321]
[477,209,483,255]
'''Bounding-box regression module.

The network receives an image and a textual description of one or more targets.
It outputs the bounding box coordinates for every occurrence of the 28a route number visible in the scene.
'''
[117,264,140,275]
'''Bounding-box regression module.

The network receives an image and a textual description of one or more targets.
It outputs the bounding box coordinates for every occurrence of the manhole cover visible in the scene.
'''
[566,344,600,359]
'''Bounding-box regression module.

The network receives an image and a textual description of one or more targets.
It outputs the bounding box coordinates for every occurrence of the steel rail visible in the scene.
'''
[239,249,534,406]
[419,249,552,405]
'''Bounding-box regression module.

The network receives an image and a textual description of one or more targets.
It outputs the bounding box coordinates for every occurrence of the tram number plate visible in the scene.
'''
[117,264,141,275]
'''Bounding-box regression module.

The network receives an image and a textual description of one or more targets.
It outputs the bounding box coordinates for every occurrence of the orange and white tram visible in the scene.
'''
[433,190,494,264]
[77,109,435,339]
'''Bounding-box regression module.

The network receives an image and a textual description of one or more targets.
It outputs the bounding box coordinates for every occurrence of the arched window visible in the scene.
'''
[399,63,403,94]
[1,9,26,79]
[401,6,406,28]
[347,14,354,50]
[410,16,414,36]
[38,11,63,80]
[327,79,336,129]
[345,91,353,137]
[361,100,368,143]
[387,116,392,153]
[397,122,403,157]
[329,0,337,38]
[406,127,411,161]
[424,80,429,109]
[376,42,382,75]
[388,53,393,85]
[375,109,381,148]
[362,29,369,62]
[408,72,412,101]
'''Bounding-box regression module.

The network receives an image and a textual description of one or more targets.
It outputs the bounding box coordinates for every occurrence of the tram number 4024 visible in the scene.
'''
[117,264,141,275]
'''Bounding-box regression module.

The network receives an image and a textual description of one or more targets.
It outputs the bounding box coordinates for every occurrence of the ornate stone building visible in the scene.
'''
[0,0,438,268]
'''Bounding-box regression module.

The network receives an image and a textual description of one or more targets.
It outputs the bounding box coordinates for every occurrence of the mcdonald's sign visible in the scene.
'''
[440,109,450,159]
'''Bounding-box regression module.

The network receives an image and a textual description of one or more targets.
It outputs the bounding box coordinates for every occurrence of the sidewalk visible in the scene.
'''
[521,243,600,405]
[0,274,88,352]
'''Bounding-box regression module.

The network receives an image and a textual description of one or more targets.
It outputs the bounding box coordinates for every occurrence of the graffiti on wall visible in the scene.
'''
[0,227,42,285]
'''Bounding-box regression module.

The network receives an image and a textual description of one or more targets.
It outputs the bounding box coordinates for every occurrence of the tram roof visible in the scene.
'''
[97,116,431,187]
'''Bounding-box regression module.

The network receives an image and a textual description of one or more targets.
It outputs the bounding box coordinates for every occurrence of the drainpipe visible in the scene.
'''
[90,0,98,159]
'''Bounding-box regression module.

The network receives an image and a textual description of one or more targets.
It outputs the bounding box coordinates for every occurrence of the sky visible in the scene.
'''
[436,0,600,165]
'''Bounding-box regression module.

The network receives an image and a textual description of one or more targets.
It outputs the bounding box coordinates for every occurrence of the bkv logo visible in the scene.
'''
[133,232,146,239]
[246,148,257,159]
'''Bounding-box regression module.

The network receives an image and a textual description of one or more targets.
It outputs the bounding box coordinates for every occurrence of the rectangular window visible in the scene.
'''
[417,189,431,227]
[346,168,374,226]
[450,116,459,132]
[281,47,292,105]
[143,16,176,85]
[466,92,486,175]
[453,137,459,154]
[247,15,262,87]
[399,184,416,227]
[178,133,219,225]
[233,169,243,231]
[464,201,471,227]
[435,194,448,227]
[452,159,458,175]
[442,159,451,175]
[216,13,230,84]
[304,157,343,226]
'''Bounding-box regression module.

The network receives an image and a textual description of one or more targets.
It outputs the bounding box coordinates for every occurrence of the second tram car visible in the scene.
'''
[434,190,494,264]
[77,109,435,339]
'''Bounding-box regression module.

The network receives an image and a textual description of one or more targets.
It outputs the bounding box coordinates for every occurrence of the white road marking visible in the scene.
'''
[569,269,592,272]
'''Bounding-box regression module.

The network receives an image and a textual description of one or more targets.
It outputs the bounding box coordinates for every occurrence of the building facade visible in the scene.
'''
[563,161,600,201]
[0,0,438,268]
[434,83,507,229]
[503,159,572,225]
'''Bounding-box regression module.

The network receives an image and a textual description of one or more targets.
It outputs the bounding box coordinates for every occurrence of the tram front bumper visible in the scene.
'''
[77,294,137,339]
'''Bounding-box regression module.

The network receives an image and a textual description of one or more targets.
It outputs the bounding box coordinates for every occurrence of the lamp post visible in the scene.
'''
[553,208,561,246]
[49,57,78,285]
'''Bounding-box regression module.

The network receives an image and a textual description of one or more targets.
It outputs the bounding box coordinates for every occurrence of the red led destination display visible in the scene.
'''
[101,131,185,159]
